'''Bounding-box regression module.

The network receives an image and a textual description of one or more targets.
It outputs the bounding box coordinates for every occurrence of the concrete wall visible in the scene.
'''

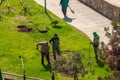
[79,0,120,20]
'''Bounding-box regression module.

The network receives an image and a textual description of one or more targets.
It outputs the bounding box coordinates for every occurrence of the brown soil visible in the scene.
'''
[14,16,26,21]
[17,25,32,32]
[61,70,71,77]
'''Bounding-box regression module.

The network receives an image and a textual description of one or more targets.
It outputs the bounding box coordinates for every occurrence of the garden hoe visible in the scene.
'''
[68,5,75,14]
[88,44,95,74]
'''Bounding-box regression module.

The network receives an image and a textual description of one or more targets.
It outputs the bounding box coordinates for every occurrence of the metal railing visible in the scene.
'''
[2,72,43,80]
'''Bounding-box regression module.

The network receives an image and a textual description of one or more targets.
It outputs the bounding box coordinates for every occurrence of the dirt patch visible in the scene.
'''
[4,78,14,80]
[17,25,32,32]
[1,8,15,14]
[37,26,49,33]
[14,16,26,21]
[61,70,71,77]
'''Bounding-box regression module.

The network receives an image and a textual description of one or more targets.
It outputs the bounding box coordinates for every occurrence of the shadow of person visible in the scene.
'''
[63,17,75,22]
[52,25,62,29]
[41,64,52,72]
[96,59,104,68]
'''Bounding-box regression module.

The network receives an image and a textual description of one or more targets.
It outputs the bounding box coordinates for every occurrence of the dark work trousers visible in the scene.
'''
[41,52,50,65]
[52,44,61,60]
[62,7,67,17]
[93,46,99,60]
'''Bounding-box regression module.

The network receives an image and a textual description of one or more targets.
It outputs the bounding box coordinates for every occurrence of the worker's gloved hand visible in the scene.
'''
[90,42,93,44]
[36,47,38,50]
[50,43,53,46]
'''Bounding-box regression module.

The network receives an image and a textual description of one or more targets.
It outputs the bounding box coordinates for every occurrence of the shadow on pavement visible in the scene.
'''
[63,17,75,22]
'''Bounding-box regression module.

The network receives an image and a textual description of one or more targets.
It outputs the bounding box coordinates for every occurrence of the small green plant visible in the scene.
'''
[19,0,32,15]
[102,19,120,80]
[52,51,86,80]
[111,20,117,26]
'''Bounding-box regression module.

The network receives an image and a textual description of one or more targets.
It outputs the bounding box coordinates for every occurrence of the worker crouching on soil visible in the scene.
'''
[36,42,51,65]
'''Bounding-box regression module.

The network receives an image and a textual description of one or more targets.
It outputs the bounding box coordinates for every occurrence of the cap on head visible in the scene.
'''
[93,32,97,35]
[45,42,48,45]
[54,34,57,36]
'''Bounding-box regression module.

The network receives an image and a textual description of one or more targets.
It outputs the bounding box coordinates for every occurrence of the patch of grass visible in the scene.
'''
[0,0,112,80]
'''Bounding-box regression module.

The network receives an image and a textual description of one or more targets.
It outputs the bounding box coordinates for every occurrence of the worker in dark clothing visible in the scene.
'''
[36,42,50,65]
[60,0,69,18]
[90,32,100,60]
[49,34,61,60]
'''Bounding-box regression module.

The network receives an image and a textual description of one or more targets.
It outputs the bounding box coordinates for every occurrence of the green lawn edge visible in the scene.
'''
[0,0,112,80]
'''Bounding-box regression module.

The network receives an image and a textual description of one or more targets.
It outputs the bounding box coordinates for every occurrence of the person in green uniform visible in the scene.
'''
[90,32,100,60]
[0,69,3,80]
[49,34,61,60]
[60,0,69,18]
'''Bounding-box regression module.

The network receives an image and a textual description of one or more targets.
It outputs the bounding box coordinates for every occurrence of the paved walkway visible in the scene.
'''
[35,0,112,44]
[105,0,120,7]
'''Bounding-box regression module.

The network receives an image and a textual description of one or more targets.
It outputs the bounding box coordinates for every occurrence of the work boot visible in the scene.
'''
[41,62,45,66]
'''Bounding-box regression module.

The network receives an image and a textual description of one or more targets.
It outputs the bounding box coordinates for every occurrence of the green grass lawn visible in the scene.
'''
[0,0,112,80]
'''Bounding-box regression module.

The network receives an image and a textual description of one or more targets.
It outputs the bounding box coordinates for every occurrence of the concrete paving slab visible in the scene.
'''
[35,0,113,44]
[105,0,120,7]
